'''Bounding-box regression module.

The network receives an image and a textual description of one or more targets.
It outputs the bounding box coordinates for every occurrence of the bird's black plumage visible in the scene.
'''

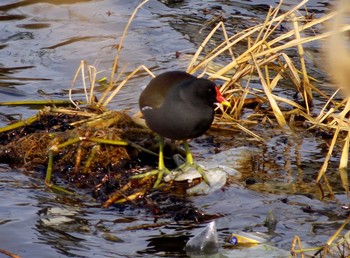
[138,71,230,188]
[139,71,220,140]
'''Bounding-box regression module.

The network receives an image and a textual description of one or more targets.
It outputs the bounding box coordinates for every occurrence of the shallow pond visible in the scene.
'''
[0,1,349,257]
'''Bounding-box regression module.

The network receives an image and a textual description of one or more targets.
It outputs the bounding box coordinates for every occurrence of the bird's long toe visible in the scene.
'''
[177,162,210,186]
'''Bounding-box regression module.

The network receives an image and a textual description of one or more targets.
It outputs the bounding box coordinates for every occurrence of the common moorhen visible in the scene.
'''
[139,71,230,187]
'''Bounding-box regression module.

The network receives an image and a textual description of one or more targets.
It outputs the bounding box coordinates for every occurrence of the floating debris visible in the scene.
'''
[185,221,219,254]
[226,231,269,246]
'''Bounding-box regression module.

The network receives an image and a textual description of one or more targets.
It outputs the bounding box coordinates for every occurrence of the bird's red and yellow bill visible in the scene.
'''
[215,86,231,107]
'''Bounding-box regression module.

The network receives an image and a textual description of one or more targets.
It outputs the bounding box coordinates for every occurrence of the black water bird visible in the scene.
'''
[139,71,230,187]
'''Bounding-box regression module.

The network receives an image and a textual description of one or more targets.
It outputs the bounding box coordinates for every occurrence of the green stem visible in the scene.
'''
[45,150,54,184]
[0,114,39,133]
[89,138,128,146]
[56,137,82,149]
[83,145,100,173]
[0,100,79,106]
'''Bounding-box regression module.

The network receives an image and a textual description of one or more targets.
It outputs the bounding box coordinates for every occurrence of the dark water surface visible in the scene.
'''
[0,1,348,257]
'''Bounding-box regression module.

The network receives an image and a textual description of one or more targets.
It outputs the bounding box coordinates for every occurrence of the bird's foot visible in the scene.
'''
[131,167,170,188]
[176,141,210,186]
[177,162,210,186]
[152,167,170,188]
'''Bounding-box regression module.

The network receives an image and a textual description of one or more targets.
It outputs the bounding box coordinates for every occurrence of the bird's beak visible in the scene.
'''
[215,86,231,107]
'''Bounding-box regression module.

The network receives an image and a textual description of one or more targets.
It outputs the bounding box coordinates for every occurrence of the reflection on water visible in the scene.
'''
[0,0,151,118]
[0,0,93,12]
[0,0,348,257]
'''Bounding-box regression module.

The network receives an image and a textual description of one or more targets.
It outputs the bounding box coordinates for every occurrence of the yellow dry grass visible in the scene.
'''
[182,0,350,197]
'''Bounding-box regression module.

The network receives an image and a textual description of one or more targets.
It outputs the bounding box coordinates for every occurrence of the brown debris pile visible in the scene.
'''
[0,107,166,201]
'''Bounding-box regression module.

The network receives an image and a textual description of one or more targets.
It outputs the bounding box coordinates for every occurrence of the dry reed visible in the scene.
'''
[182,0,350,197]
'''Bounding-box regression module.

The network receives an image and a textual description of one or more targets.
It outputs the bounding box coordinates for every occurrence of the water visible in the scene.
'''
[0,0,348,257]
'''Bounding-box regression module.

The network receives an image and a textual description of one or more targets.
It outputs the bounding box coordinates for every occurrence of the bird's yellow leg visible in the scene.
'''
[183,140,194,165]
[153,136,170,188]
[158,136,166,169]
[131,136,169,188]
[179,141,210,186]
